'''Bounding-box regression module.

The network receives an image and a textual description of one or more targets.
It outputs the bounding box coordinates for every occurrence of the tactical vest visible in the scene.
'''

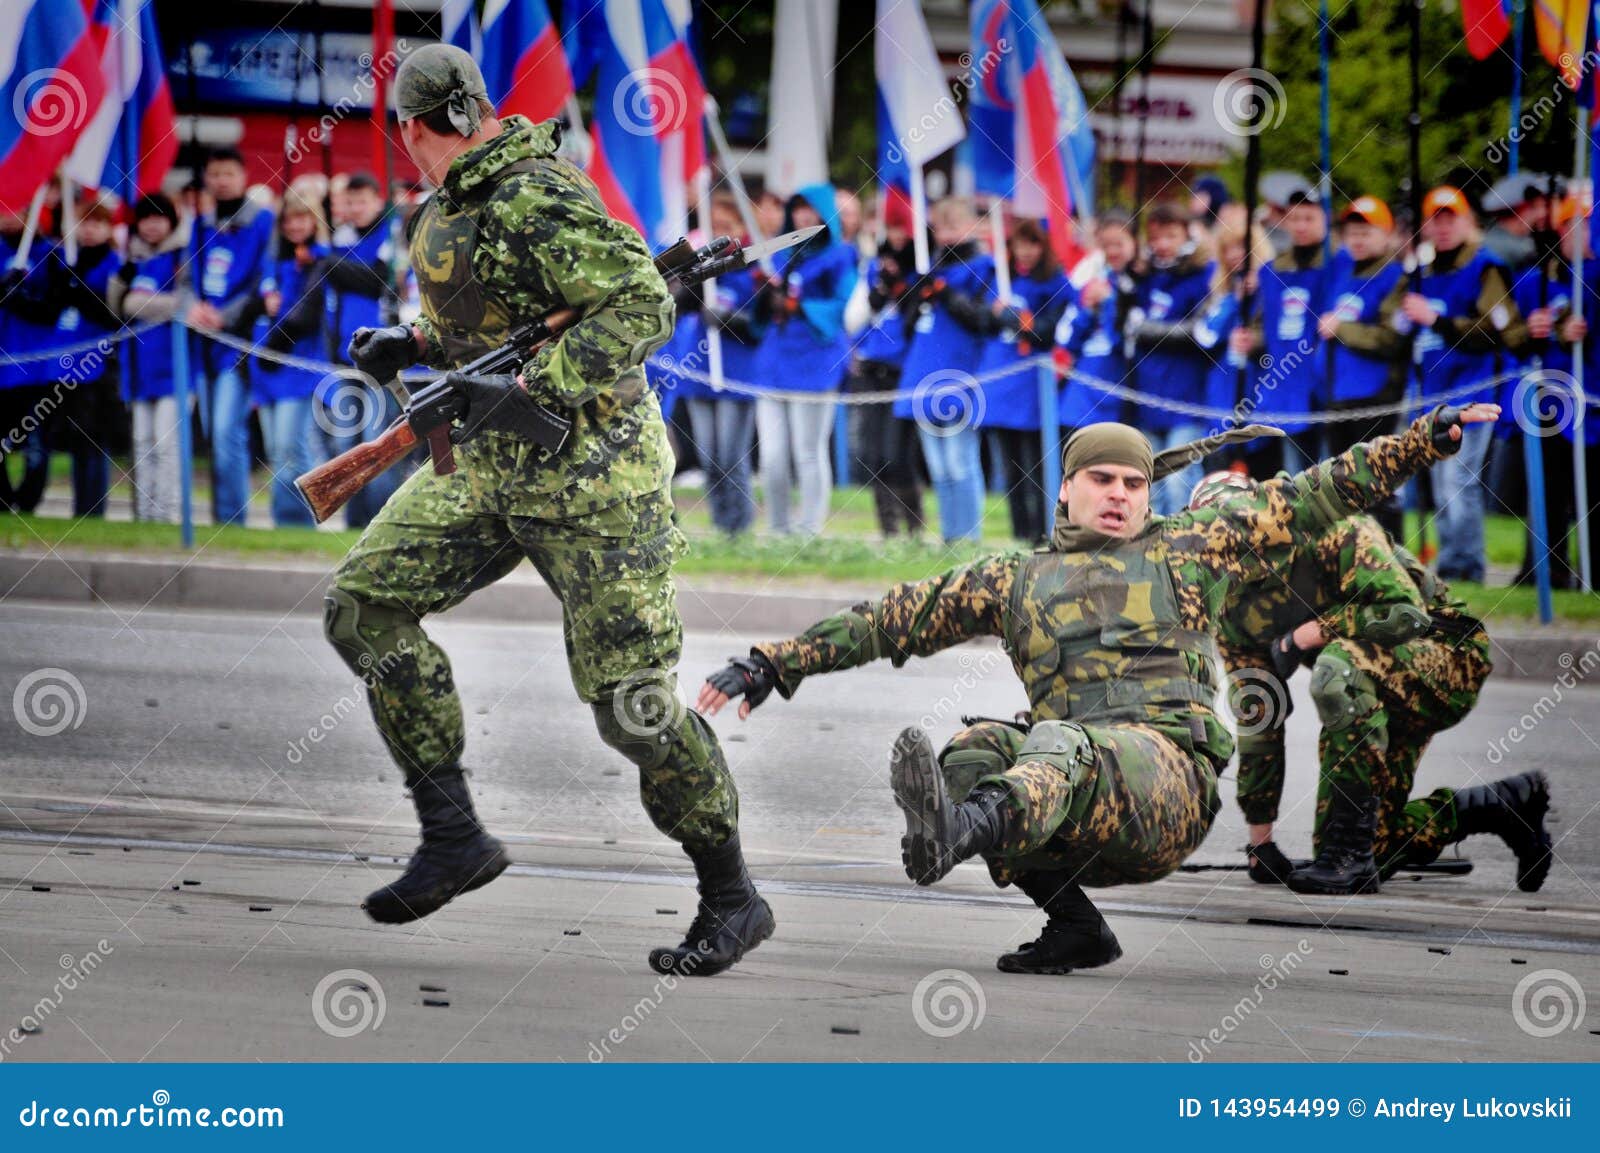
[1006,533,1221,725]
[410,157,604,365]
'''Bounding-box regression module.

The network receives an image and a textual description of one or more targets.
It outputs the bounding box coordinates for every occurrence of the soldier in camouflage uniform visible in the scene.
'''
[700,405,1499,974]
[1190,473,1553,895]
[325,46,772,976]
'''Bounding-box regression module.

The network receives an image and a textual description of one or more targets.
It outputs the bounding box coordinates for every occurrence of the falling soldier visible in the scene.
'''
[699,406,1501,974]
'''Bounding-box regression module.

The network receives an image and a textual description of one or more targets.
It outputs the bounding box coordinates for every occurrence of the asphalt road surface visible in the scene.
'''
[1,601,1597,1061]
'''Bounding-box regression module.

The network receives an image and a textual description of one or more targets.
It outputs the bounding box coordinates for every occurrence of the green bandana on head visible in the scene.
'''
[1061,422,1155,481]
[396,44,489,137]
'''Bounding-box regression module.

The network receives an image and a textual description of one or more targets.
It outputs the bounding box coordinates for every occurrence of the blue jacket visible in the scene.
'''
[975,266,1074,431]
[1128,255,1214,432]
[254,242,330,404]
[0,236,61,390]
[123,247,183,401]
[324,218,395,364]
[1194,290,1244,419]
[1254,247,1327,430]
[1508,257,1600,446]
[894,243,996,421]
[1408,242,1513,407]
[856,255,911,369]
[1055,271,1132,429]
[189,198,276,377]
[704,270,765,401]
[754,182,858,394]
[1323,250,1405,405]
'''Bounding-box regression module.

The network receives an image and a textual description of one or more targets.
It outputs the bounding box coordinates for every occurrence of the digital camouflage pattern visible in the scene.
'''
[1217,514,1490,872]
[755,414,1453,884]
[326,115,740,852]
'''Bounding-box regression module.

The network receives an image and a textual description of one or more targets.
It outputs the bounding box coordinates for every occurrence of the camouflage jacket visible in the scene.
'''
[754,413,1455,767]
[409,116,676,517]
[1220,514,1485,753]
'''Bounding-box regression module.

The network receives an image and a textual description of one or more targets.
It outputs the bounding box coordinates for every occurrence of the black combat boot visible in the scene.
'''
[890,726,1014,886]
[997,871,1123,974]
[1246,840,1306,885]
[1451,771,1553,892]
[363,768,511,924]
[649,835,775,977]
[1285,788,1381,895]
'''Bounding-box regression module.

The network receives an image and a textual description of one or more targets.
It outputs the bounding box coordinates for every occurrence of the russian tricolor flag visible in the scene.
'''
[441,0,482,59]
[969,0,1093,269]
[1460,0,1514,58]
[63,0,177,205]
[0,0,108,213]
[566,0,707,249]
[483,0,574,126]
[875,0,964,232]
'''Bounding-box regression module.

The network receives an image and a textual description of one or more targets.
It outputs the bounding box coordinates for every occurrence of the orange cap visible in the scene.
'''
[1340,195,1395,232]
[1422,186,1471,219]
[1553,193,1591,228]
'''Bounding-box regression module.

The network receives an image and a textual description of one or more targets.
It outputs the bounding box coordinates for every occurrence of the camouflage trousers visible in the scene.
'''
[940,718,1221,887]
[324,446,739,852]
[1309,631,1491,873]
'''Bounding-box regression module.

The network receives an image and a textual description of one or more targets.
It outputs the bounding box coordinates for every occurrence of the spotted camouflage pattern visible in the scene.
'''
[326,116,739,851]
[1312,635,1489,872]
[1216,514,1490,870]
[755,414,1450,885]
[939,720,1220,886]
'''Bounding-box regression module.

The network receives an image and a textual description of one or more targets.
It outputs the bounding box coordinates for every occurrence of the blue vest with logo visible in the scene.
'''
[1131,259,1212,432]
[976,268,1073,431]
[1412,245,1504,406]
[1324,251,1404,405]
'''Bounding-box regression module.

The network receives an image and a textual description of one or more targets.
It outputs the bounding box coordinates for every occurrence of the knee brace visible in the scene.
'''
[940,741,1012,801]
[323,587,425,684]
[1309,652,1382,737]
[592,669,688,772]
[1014,719,1098,780]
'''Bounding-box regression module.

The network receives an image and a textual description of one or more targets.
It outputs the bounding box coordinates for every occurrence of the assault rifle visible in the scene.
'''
[294,226,821,523]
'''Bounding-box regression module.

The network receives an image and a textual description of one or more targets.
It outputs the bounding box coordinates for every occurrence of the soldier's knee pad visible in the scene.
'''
[940,742,1012,800]
[592,670,688,772]
[1309,652,1381,734]
[1014,719,1097,778]
[323,587,424,681]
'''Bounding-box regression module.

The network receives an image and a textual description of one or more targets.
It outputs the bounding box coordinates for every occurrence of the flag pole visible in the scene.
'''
[1235,0,1267,413]
[11,184,49,268]
[695,169,726,395]
[909,160,931,275]
[1509,0,1527,175]
[1572,97,1592,590]
[988,201,1010,299]
[704,96,774,272]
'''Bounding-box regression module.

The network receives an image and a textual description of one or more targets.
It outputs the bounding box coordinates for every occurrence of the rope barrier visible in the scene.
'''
[6,321,1596,426]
